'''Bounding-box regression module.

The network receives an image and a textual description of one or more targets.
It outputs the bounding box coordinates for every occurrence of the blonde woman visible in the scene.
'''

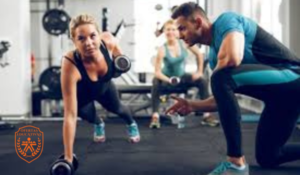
[61,14,140,163]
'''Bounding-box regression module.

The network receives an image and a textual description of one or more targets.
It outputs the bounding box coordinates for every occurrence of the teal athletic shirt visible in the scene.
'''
[162,39,188,77]
[208,12,300,86]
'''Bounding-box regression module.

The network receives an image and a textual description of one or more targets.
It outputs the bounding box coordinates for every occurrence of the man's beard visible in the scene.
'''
[188,37,198,46]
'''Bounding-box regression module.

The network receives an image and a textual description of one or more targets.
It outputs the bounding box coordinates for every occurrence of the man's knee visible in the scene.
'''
[210,68,232,96]
[211,68,230,86]
[255,146,279,168]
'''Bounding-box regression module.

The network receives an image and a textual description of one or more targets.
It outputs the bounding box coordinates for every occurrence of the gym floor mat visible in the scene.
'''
[1,117,299,175]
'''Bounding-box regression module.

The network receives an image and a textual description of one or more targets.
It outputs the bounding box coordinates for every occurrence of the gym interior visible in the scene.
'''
[0,0,300,175]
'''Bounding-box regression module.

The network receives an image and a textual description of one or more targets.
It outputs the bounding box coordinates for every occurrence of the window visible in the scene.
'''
[243,0,283,41]
[133,0,206,73]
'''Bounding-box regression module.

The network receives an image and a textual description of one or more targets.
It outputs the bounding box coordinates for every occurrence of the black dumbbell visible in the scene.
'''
[113,55,131,77]
[50,153,79,175]
[169,76,180,85]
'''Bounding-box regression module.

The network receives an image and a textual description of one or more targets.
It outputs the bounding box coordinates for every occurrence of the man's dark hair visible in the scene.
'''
[170,5,178,13]
[171,2,208,21]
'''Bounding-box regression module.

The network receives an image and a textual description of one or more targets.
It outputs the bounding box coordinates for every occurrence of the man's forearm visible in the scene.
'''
[194,51,204,73]
[197,63,203,74]
[189,96,218,112]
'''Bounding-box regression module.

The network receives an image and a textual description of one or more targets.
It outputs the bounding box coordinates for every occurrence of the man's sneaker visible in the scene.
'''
[93,123,106,143]
[149,116,161,129]
[207,161,249,175]
[127,122,140,143]
[201,115,220,127]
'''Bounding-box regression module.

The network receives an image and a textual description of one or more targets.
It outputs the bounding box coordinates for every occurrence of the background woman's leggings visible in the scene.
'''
[151,74,209,113]
[211,64,300,167]
[77,81,134,125]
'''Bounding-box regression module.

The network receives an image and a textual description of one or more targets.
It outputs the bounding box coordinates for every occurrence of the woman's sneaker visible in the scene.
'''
[149,116,161,129]
[207,161,249,175]
[93,123,106,143]
[201,115,220,127]
[127,122,140,143]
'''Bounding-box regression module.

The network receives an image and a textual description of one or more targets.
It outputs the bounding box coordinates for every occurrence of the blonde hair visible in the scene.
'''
[163,19,176,30]
[69,14,101,39]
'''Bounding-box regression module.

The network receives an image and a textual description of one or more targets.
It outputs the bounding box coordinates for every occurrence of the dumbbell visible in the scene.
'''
[50,154,79,175]
[169,76,180,85]
[113,55,131,77]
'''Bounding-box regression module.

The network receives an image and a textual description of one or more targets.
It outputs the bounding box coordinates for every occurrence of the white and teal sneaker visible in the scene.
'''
[127,122,140,143]
[207,161,249,175]
[93,123,106,143]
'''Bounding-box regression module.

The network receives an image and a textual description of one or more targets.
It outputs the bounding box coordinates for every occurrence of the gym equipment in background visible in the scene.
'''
[112,19,135,39]
[0,40,14,130]
[155,4,163,11]
[39,66,62,100]
[102,7,109,32]
[113,20,125,39]
[0,117,15,131]
[42,9,71,36]
[0,40,11,67]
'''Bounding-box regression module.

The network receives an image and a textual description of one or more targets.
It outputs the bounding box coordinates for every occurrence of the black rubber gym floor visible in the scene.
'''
[1,116,300,175]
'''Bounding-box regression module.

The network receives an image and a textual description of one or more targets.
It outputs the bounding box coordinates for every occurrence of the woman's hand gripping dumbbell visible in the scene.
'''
[50,154,79,175]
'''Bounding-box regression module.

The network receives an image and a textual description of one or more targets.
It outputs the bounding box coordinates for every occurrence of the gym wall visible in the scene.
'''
[0,0,31,116]
[30,0,135,84]
[207,0,290,48]
[30,0,295,85]
[289,0,300,56]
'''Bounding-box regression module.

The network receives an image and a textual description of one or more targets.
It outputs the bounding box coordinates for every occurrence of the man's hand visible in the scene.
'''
[165,95,194,116]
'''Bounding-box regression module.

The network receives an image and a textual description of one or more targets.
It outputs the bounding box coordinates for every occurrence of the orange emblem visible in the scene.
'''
[15,125,44,163]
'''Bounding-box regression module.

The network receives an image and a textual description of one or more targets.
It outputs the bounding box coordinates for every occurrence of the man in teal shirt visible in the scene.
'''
[167,2,300,175]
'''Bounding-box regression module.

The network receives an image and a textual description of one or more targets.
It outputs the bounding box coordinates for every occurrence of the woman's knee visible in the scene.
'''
[194,76,208,87]
[78,104,98,123]
[80,113,98,124]
[152,77,161,85]
[113,105,131,116]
